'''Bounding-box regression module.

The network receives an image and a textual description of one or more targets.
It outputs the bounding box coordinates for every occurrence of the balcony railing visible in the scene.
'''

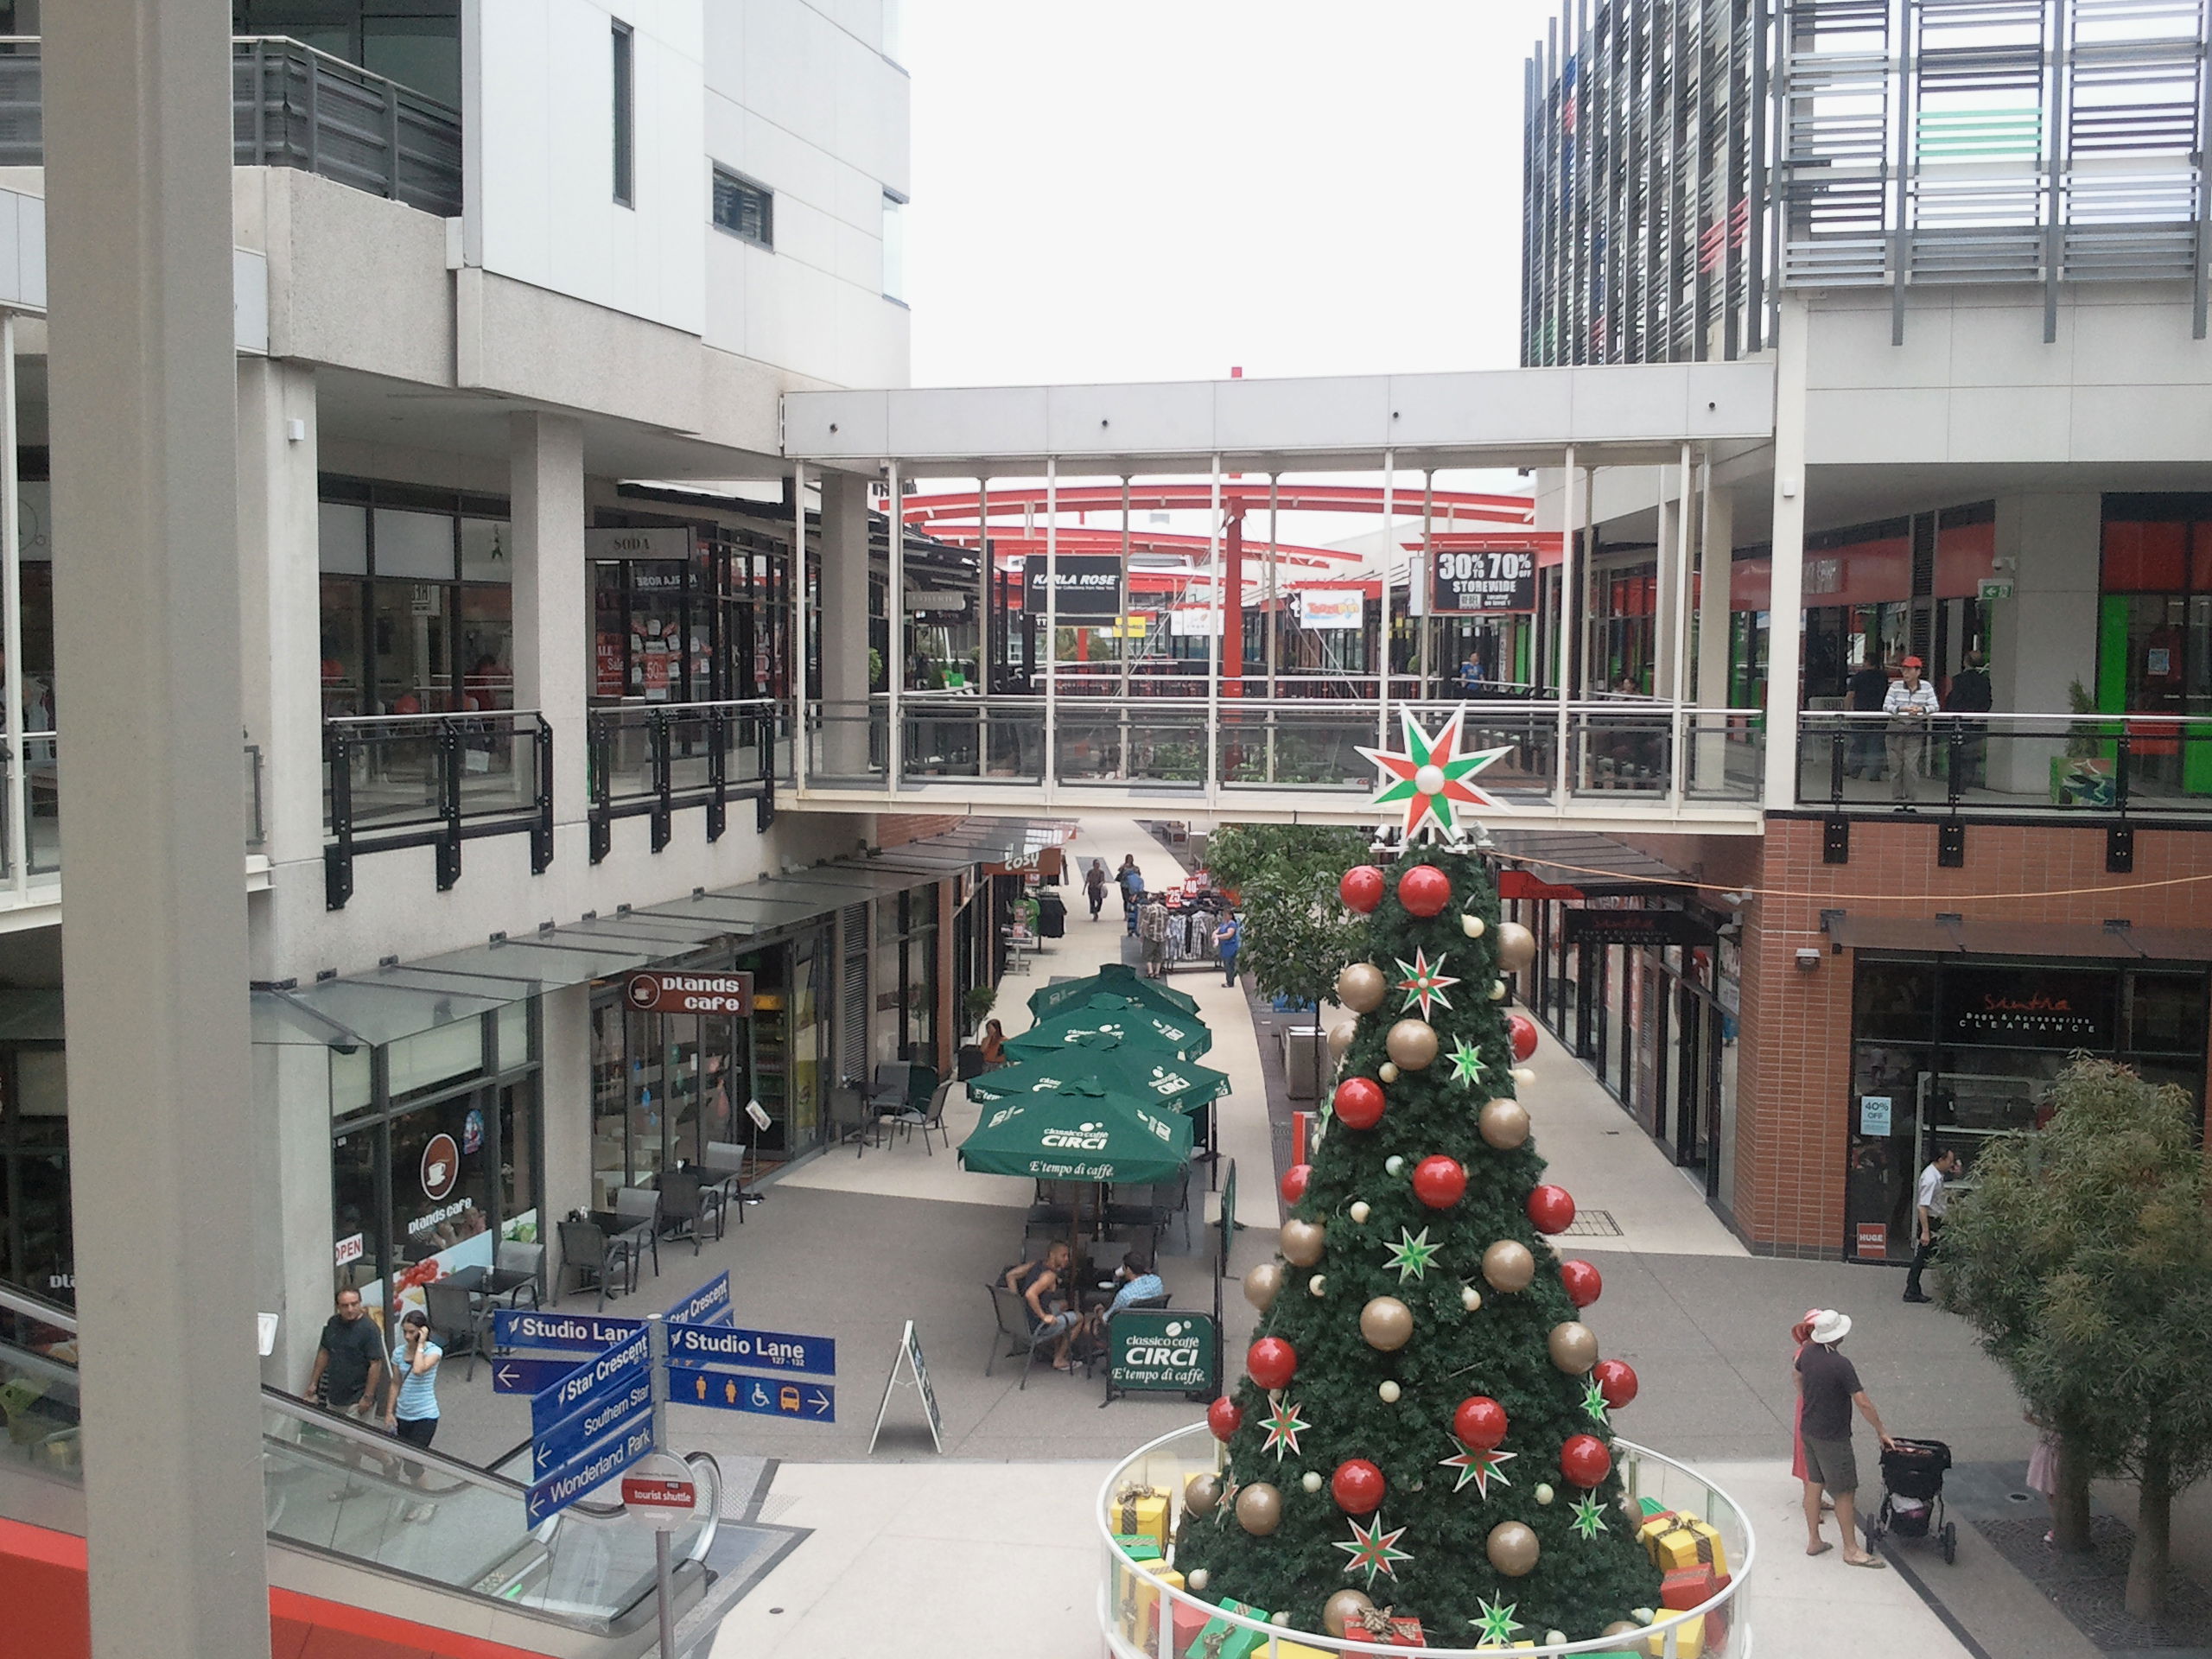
[587,699,779,862]
[1799,712,2212,819]
[324,712,552,911]
[0,37,462,217]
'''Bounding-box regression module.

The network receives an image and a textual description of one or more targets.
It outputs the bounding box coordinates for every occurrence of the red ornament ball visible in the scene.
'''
[1412,1155,1468,1210]
[1207,1396,1243,1440]
[1593,1358,1640,1410]
[1339,866,1386,913]
[1332,1459,1387,1515]
[1248,1337,1299,1392]
[1560,1433,1612,1489]
[1397,864,1452,918]
[1281,1163,1313,1205]
[1334,1076,1386,1130]
[1507,1012,1540,1063]
[1452,1395,1509,1451]
[1560,1258,1603,1308]
[1527,1184,1577,1234]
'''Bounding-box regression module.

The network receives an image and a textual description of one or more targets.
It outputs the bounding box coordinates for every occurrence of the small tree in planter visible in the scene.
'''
[963,982,998,1038]
[1206,824,1374,1086]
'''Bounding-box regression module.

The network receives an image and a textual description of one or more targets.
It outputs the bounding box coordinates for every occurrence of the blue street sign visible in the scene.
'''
[665,1271,733,1328]
[674,1366,835,1422]
[524,1411,657,1526]
[531,1328,650,1436]
[490,1355,587,1395]
[663,1319,835,1376]
[532,1376,655,1477]
[494,1309,644,1354]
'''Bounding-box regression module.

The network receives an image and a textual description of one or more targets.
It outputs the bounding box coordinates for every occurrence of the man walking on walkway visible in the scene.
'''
[1904,1146,1962,1303]
[1796,1308,1894,1568]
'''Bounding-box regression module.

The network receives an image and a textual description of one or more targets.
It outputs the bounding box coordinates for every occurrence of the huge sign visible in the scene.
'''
[1021,554,1123,617]
[665,1271,734,1328]
[494,1310,644,1356]
[525,1410,656,1526]
[624,971,754,1016]
[1432,547,1539,613]
[1939,966,2115,1049]
[531,1376,654,1477]
[533,1327,652,1433]
[1561,908,1716,948]
[1109,1310,1218,1395]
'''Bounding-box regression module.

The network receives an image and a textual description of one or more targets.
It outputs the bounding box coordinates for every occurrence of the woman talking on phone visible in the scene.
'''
[388,1307,443,1522]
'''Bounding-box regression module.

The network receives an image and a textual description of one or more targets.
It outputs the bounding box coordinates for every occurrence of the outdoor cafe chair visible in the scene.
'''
[556,1219,633,1312]
[657,1166,726,1254]
[611,1186,663,1280]
[702,1139,753,1220]
[893,1078,954,1156]
[422,1280,496,1382]
[487,1240,543,1311]
[983,1281,1066,1390]
[826,1083,874,1157]
[865,1063,912,1125]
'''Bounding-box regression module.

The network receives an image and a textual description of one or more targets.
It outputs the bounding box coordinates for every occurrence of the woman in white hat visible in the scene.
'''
[1796,1308,1895,1567]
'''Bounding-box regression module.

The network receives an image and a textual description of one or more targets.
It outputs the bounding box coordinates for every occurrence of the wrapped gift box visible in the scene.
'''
[1641,1611,1707,1658]
[1660,1565,1721,1610]
[1169,1597,1213,1656]
[1634,1511,1685,1558]
[1109,1484,1173,1550]
[1184,1598,1272,1659]
[1651,1520,1729,1578]
[1114,1560,1184,1649]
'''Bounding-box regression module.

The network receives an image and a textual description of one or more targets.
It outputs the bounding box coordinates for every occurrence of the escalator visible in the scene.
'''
[0,1285,741,1658]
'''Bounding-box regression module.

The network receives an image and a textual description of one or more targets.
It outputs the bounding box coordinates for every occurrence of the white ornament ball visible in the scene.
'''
[1385,1155,1406,1177]
[1489,980,1508,1001]
[1535,1483,1555,1505]
[1350,1201,1371,1224]
[1309,1274,1327,1297]
[1302,1471,1324,1493]
[1512,1066,1537,1086]
[1632,1609,1656,1625]
[1273,1612,1293,1627]
[1379,1380,1402,1403]
[1187,1568,1210,1592]
[1461,1286,1484,1312]
[1379,1062,1401,1084]
[1546,1633,1569,1648]
[1461,912,1487,938]
[1414,762,1446,795]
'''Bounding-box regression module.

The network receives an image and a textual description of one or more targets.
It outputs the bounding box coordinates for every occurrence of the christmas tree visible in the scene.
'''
[1172,836,1659,1646]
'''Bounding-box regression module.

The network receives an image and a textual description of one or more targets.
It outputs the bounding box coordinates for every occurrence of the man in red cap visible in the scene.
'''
[1882,656,1940,805]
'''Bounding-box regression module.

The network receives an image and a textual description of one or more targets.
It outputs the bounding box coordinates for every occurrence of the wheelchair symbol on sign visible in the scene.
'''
[750,1382,772,1408]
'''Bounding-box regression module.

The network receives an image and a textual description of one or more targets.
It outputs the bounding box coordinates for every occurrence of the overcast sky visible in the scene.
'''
[902,1,1567,390]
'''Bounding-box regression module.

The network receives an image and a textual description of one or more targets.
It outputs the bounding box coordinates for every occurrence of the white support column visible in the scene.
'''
[792,462,809,790]
[1418,470,1435,700]
[1265,474,1280,782]
[0,313,24,896]
[1653,468,1681,696]
[47,2,273,1652]
[1669,441,1694,803]
[1044,457,1058,788]
[817,471,871,779]
[509,413,588,829]
[1763,296,1811,807]
[234,359,321,874]
[1205,456,1223,800]
[1378,452,1395,745]
[1696,458,1735,791]
[887,461,903,793]
[1116,475,1130,775]
[974,476,988,763]
[1554,446,1578,805]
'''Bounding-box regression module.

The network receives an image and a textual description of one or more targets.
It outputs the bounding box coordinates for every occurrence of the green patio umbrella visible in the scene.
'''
[957,1077,1194,1185]
[1002,993,1212,1063]
[1027,962,1199,1025]
[966,1036,1230,1117]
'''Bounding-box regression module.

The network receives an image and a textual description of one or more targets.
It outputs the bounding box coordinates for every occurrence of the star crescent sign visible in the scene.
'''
[1355,707,1510,838]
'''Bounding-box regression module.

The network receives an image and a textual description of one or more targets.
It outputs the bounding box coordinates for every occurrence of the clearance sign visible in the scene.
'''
[625,971,755,1016]
[1432,547,1539,613]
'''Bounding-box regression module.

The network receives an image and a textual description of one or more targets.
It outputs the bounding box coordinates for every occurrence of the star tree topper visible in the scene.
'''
[1356,707,1510,840]
[1258,1394,1311,1462]
[1439,1437,1516,1498]
[1394,948,1460,1019]
[1333,1513,1414,1586]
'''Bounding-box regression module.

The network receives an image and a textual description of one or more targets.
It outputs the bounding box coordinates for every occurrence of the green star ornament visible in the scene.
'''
[1384,1226,1442,1283]
[1471,1597,1525,1645]
[1569,1494,1607,1541]
[1447,1037,1487,1089]
[1332,1513,1414,1587]
[1581,1378,1611,1425]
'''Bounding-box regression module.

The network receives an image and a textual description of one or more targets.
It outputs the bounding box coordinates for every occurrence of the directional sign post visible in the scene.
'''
[664,1271,734,1329]
[663,1319,835,1376]
[524,1409,657,1527]
[531,1373,656,1478]
[494,1309,644,1355]
[491,1355,588,1395]
[533,1327,652,1436]
[673,1366,835,1421]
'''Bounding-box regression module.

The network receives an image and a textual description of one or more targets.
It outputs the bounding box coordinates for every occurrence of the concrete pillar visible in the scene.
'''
[1652,482,1680,697]
[1695,482,1737,791]
[255,1041,337,1390]
[235,357,322,873]
[510,413,588,829]
[1989,493,2101,795]
[46,2,273,1652]
[1762,296,1811,809]
[538,983,594,1281]
[817,470,872,779]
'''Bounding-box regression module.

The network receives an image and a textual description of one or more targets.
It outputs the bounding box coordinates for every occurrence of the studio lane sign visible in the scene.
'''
[663,1319,835,1376]
[624,970,754,1016]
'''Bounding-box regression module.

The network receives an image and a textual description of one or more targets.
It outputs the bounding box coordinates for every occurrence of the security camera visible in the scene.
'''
[1795,948,1821,973]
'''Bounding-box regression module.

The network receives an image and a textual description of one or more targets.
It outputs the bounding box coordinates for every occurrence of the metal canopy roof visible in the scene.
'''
[1484,830,1700,898]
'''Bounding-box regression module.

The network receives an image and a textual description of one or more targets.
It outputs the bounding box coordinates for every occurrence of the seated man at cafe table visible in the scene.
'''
[1003,1241,1083,1373]
[1076,1249,1166,1349]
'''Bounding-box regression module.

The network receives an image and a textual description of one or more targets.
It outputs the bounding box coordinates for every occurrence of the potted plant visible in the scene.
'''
[2053,679,2116,806]
[963,982,997,1036]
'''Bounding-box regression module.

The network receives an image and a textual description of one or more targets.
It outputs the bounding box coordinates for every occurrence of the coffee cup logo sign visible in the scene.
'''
[422,1133,460,1202]
[624,970,754,1017]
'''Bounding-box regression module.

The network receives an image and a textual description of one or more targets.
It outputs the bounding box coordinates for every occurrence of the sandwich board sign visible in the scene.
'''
[867,1319,944,1454]
[1106,1310,1218,1402]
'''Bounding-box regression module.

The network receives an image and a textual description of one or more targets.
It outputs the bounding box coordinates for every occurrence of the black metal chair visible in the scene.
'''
[702,1139,752,1220]
[893,1079,954,1156]
[486,1240,543,1310]
[865,1062,912,1124]
[423,1279,495,1382]
[556,1218,634,1312]
[613,1187,662,1280]
[657,1166,726,1254]
[984,1281,1068,1389]
[826,1083,874,1157]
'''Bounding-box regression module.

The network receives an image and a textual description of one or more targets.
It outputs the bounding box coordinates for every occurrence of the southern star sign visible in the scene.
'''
[1355,707,1510,837]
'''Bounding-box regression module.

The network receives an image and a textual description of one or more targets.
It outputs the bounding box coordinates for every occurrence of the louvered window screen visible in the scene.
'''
[839,904,868,1084]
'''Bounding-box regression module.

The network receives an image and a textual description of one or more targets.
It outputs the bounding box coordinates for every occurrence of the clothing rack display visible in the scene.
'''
[1136,887,1231,977]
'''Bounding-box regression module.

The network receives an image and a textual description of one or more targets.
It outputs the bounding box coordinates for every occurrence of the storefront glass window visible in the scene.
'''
[385,1020,482,1100]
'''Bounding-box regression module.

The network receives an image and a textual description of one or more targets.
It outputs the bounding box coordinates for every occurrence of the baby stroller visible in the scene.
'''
[1866,1437,1956,1563]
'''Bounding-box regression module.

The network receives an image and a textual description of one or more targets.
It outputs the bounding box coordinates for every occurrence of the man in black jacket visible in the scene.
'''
[1948,651,1993,790]
[1847,661,1891,779]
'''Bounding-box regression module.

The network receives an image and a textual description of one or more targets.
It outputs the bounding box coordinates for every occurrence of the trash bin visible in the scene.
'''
[1284,1025,1321,1102]
[1035,891,1067,938]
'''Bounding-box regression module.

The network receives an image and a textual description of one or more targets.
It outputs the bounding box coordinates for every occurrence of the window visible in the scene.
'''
[611,19,634,207]
[712,167,772,248]
[881,191,907,303]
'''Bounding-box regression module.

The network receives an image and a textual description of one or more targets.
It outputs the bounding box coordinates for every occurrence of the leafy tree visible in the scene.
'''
[1208,824,1373,1075]
[1938,1058,2212,1615]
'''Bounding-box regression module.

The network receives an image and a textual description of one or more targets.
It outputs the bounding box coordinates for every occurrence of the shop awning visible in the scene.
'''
[1483,830,1700,898]
[1821,913,2212,961]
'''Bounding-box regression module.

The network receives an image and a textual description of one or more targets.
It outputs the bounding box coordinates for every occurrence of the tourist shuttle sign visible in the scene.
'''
[625,970,753,1016]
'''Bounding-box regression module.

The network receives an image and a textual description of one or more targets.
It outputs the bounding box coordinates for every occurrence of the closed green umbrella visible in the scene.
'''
[957,1077,1194,1185]
[1003,993,1212,1063]
[968,1038,1230,1117]
[1027,962,1199,1025]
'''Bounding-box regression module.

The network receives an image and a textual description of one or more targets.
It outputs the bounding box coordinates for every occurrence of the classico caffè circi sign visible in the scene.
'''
[1108,1310,1217,1398]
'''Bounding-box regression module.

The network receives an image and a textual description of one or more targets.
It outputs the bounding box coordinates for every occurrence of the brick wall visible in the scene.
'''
[1737,817,2212,1255]
[873,813,967,849]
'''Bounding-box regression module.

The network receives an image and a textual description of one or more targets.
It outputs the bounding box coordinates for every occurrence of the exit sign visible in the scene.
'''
[1977,579,2013,601]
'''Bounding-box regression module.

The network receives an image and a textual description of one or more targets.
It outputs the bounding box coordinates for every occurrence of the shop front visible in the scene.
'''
[1842,952,2209,1263]
[0,993,67,1303]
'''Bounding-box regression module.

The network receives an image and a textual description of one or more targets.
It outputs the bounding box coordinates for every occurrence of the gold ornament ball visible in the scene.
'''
[1460,912,1487,939]
[1487,1520,1541,1576]
[1302,1471,1324,1494]
[1482,1238,1535,1293]
[1386,1019,1439,1070]
[1280,1219,1326,1267]
[1243,1262,1284,1312]
[1350,1200,1371,1224]
[1185,1473,1222,1516]
[1460,1285,1484,1312]
[1337,963,1388,1014]
[1603,1621,1641,1638]
[1235,1482,1282,1535]
[1549,1320,1599,1373]
[1496,920,1537,973]
[1309,1274,1327,1297]
[1323,1590,1376,1639]
[1379,1380,1402,1403]
[1478,1098,1532,1150]
[1378,1062,1401,1084]
[1327,1021,1359,1058]
[1359,1295,1414,1351]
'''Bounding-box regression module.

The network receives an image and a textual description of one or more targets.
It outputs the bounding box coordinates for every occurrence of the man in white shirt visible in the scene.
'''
[1883,656,1941,805]
[1904,1146,1963,1303]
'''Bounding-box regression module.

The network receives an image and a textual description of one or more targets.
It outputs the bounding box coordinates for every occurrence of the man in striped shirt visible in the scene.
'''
[1883,656,1940,805]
